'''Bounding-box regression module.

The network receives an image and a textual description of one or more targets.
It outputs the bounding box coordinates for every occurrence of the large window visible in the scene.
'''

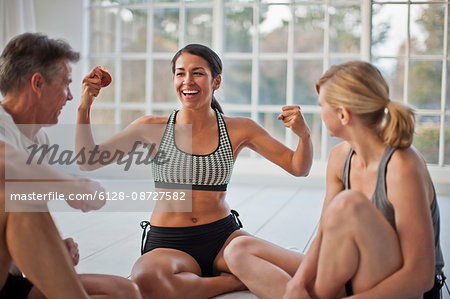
[84,0,449,166]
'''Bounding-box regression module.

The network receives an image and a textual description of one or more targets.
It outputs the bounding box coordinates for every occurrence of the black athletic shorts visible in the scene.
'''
[140,210,242,277]
[346,274,446,298]
[0,274,33,299]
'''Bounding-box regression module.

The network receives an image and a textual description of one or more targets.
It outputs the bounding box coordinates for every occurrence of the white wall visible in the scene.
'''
[34,0,84,124]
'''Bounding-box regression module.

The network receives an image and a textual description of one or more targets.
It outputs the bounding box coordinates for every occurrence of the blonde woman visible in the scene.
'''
[224,61,445,298]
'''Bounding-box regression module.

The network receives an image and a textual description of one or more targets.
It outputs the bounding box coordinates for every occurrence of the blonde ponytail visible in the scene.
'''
[381,100,415,148]
[316,61,417,149]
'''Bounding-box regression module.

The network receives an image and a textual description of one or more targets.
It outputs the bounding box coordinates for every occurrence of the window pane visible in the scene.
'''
[89,60,115,103]
[372,58,404,102]
[292,113,322,159]
[153,8,179,52]
[227,112,251,118]
[90,0,119,4]
[409,60,442,109]
[329,5,361,54]
[260,5,290,53]
[327,135,343,158]
[154,0,178,3]
[372,4,408,57]
[90,8,116,53]
[186,8,213,46]
[374,0,408,2]
[225,0,253,3]
[121,109,145,125]
[329,58,359,66]
[262,0,289,4]
[153,60,177,103]
[152,109,172,116]
[259,60,287,105]
[294,5,324,53]
[294,60,323,105]
[226,112,251,157]
[413,115,440,164]
[91,108,116,125]
[122,60,146,103]
[447,60,450,110]
[119,0,149,3]
[410,4,445,55]
[258,113,286,143]
[223,59,252,105]
[121,9,147,52]
[375,0,442,2]
[186,0,212,3]
[215,86,225,105]
[225,7,253,53]
[446,116,450,165]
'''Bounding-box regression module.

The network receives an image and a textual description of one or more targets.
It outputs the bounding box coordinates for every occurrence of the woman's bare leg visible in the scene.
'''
[131,246,244,299]
[28,274,142,299]
[313,190,402,298]
[224,235,304,299]
[79,274,141,299]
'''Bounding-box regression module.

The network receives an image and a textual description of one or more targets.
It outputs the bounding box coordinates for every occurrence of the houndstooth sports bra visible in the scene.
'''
[151,109,234,191]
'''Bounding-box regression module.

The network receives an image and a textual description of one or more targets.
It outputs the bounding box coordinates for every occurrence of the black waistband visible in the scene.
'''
[154,182,228,191]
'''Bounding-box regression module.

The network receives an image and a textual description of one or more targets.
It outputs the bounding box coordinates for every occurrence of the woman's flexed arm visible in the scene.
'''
[76,68,101,169]
[278,105,313,176]
[239,105,313,176]
[76,68,164,171]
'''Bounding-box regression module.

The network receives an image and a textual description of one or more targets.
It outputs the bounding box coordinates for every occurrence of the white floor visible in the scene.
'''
[51,174,450,299]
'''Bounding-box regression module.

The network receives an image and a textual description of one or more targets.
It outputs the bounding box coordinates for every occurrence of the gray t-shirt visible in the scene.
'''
[0,104,49,276]
[0,105,49,151]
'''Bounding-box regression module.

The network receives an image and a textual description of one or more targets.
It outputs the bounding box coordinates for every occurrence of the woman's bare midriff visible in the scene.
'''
[149,189,230,227]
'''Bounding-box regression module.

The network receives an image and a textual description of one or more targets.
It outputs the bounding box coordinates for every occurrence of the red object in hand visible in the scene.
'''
[94,66,112,87]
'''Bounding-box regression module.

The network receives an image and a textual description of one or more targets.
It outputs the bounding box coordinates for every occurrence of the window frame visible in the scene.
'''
[82,0,449,167]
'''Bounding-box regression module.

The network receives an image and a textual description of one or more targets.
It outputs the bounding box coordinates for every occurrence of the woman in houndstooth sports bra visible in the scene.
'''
[76,44,313,298]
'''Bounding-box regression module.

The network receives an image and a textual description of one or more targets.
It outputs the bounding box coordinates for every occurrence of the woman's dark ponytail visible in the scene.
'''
[211,96,223,114]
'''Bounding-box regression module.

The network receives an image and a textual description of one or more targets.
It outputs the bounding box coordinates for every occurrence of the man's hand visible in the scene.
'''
[65,178,106,212]
[63,237,80,266]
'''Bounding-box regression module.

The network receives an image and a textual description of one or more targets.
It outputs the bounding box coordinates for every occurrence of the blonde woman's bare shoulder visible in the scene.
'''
[389,146,428,176]
[387,146,434,203]
[132,114,170,125]
[323,142,350,192]
[326,142,351,176]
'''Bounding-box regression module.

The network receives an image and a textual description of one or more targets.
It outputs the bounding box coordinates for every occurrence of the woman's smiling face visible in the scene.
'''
[173,52,220,110]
